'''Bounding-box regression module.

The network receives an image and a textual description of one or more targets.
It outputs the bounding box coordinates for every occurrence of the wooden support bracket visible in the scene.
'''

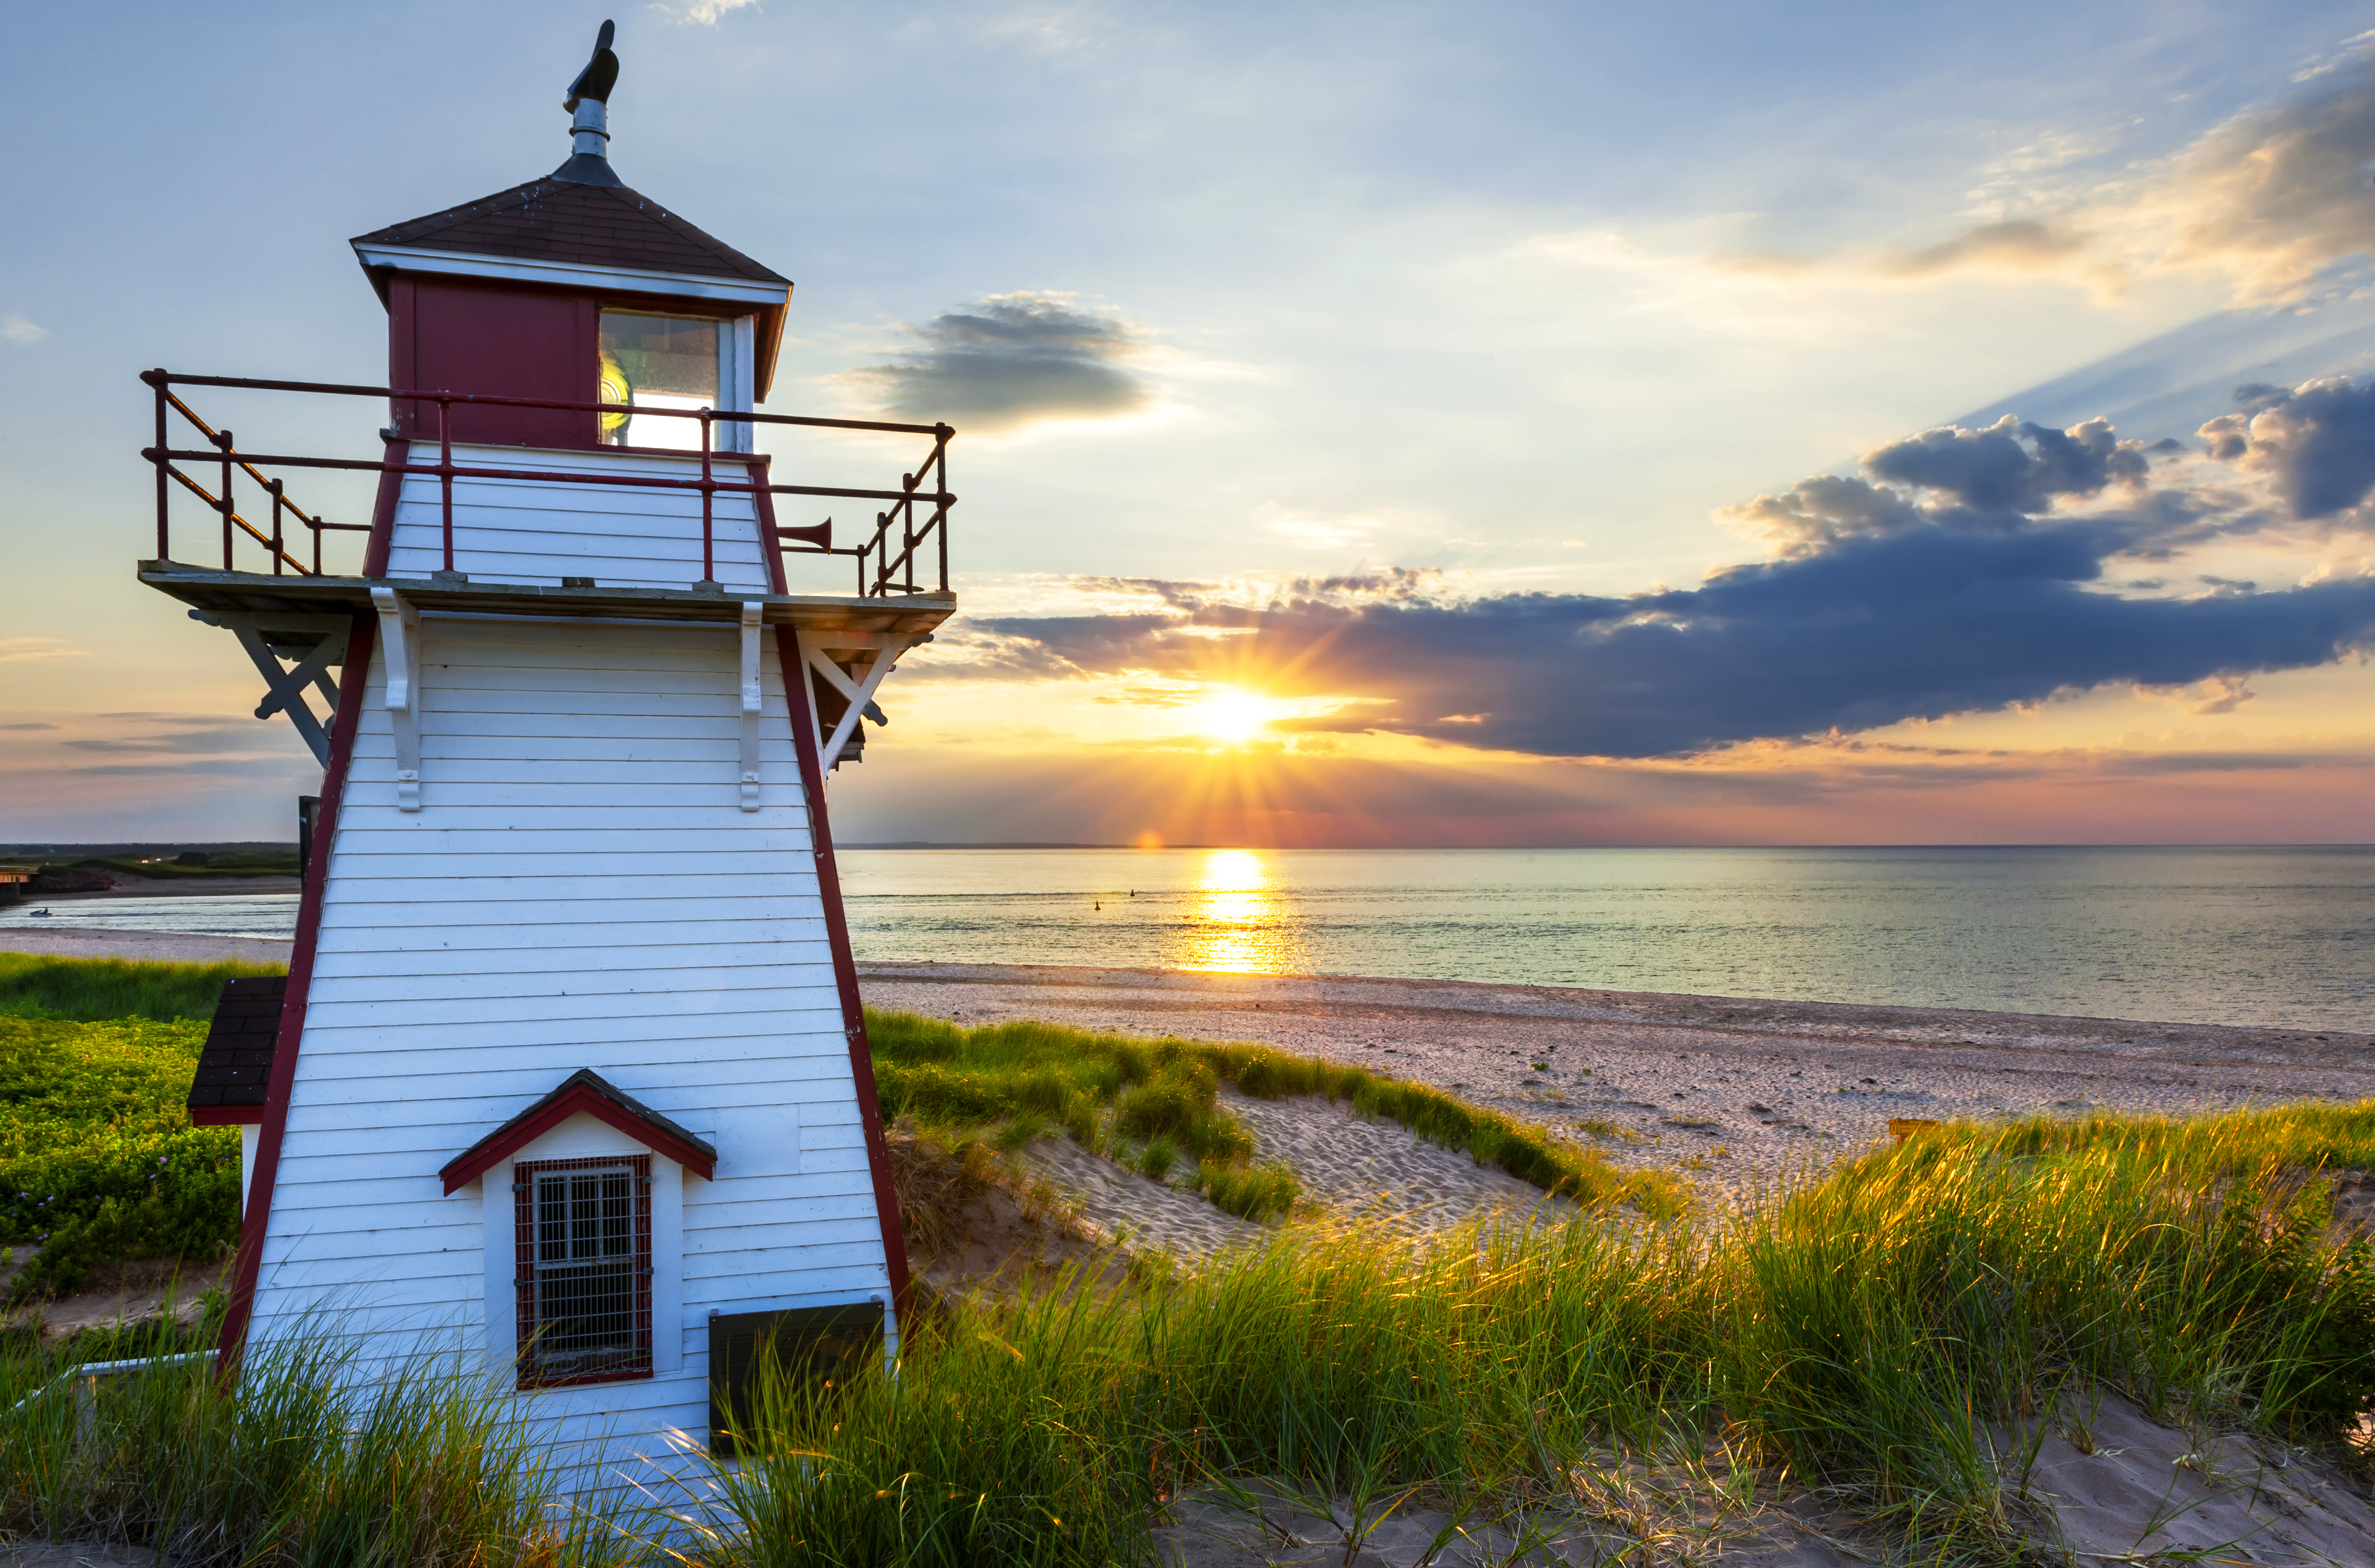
[369,587,422,811]
[739,602,765,812]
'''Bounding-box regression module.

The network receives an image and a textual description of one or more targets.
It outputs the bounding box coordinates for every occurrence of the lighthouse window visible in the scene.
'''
[513,1154,652,1385]
[598,312,722,451]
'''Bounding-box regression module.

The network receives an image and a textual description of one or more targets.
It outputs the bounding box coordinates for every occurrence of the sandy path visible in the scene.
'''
[862,960,2375,1199]
[1014,1086,1572,1264]
[1224,1088,1568,1225]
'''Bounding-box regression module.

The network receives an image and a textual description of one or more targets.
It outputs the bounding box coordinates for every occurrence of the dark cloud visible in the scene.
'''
[0,722,59,731]
[2199,376,2375,519]
[973,392,2375,759]
[852,293,1150,433]
[1862,416,2148,512]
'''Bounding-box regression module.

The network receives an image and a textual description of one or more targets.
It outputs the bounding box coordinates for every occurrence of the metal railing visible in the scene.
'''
[140,370,955,598]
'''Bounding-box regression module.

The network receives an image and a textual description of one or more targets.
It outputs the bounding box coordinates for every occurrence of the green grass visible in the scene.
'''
[0,952,286,1023]
[714,1103,2375,1566]
[0,1014,240,1298]
[866,1010,1678,1217]
[0,1303,639,1567]
[0,954,286,1294]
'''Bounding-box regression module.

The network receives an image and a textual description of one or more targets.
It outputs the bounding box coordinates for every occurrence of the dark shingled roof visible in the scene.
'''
[352,178,788,288]
[189,975,285,1119]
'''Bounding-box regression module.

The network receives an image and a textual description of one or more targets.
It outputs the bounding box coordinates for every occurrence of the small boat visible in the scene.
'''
[28,908,52,918]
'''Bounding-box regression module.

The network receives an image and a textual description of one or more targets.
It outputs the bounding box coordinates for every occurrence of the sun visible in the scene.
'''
[1187,688,1274,744]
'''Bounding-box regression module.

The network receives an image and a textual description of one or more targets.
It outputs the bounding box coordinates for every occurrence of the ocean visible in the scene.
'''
[8,846,2373,1032]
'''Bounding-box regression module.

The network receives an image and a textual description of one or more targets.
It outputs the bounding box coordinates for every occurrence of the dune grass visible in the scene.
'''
[866,1009,1679,1219]
[0,1302,638,1567]
[709,1102,2375,1567]
[0,952,286,1023]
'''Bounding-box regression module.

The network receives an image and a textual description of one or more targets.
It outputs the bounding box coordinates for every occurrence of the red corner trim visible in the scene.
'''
[439,1082,717,1194]
[774,623,911,1312]
[359,444,407,578]
[191,1106,265,1128]
[217,611,375,1376]
[749,457,791,596]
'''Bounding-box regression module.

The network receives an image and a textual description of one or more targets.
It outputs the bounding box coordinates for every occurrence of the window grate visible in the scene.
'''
[513,1152,652,1388]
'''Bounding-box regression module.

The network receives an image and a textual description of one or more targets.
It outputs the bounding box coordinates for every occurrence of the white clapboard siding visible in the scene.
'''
[249,614,892,1479]
[384,443,774,590]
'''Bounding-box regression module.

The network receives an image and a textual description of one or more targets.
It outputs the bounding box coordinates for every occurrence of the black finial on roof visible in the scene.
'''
[553,20,625,187]
[564,20,619,112]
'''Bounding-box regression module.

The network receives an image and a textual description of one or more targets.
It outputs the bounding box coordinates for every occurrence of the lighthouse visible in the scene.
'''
[149,24,952,1470]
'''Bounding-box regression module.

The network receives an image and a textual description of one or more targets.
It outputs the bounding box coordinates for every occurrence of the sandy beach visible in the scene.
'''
[862,960,2375,1196]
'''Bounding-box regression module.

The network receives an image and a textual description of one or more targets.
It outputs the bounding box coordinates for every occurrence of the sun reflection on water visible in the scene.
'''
[1174,849,1288,973]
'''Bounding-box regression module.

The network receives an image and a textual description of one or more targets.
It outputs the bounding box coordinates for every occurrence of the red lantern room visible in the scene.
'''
[142,21,953,1478]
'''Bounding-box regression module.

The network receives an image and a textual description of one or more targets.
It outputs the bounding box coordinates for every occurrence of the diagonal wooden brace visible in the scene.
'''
[191,610,350,769]
[798,634,912,772]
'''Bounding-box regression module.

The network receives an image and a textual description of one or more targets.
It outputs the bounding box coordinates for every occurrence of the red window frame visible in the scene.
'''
[512,1152,654,1388]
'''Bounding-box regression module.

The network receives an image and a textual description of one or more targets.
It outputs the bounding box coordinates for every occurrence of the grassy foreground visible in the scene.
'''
[705,1104,2375,1565]
[4,1105,2372,1565]
[5,953,2373,1565]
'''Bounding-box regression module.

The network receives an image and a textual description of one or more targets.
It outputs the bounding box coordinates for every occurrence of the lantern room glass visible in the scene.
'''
[598,312,721,451]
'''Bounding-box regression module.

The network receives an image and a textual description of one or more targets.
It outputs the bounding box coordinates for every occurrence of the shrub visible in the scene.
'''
[1137,1138,1180,1181]
[0,1016,240,1298]
[1194,1159,1301,1222]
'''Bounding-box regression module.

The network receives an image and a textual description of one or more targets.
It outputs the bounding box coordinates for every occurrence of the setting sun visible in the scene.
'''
[1186,688,1278,745]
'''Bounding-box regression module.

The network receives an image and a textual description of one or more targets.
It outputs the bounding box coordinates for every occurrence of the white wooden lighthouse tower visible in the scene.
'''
[148,24,952,1468]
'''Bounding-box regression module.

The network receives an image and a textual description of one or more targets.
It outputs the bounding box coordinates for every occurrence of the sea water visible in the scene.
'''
[7,846,2372,1032]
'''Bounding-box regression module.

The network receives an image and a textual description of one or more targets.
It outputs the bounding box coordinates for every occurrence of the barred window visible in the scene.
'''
[513,1154,652,1386]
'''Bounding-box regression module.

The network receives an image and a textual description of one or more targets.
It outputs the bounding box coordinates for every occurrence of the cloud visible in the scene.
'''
[0,316,44,345]
[650,0,759,23]
[0,722,60,731]
[63,721,295,755]
[1879,220,2090,279]
[969,387,2375,759]
[1709,56,2375,305]
[847,293,1151,433]
[2198,377,2375,520]
[0,638,83,663]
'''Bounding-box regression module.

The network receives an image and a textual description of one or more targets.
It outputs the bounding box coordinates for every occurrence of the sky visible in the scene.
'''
[10,1,2375,845]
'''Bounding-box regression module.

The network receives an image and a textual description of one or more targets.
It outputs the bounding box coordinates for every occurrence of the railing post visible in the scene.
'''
[699,408,714,585]
[269,478,285,577]
[312,507,322,576]
[149,371,170,561]
[901,473,917,594]
[217,429,235,570]
[438,397,454,572]
[936,426,951,593]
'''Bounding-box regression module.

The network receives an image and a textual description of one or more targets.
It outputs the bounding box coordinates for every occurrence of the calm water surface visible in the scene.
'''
[7,848,2370,1031]
[843,846,2375,1033]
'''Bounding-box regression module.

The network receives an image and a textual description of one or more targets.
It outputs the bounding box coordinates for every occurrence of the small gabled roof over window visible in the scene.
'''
[439,1068,718,1194]
[188,975,286,1126]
